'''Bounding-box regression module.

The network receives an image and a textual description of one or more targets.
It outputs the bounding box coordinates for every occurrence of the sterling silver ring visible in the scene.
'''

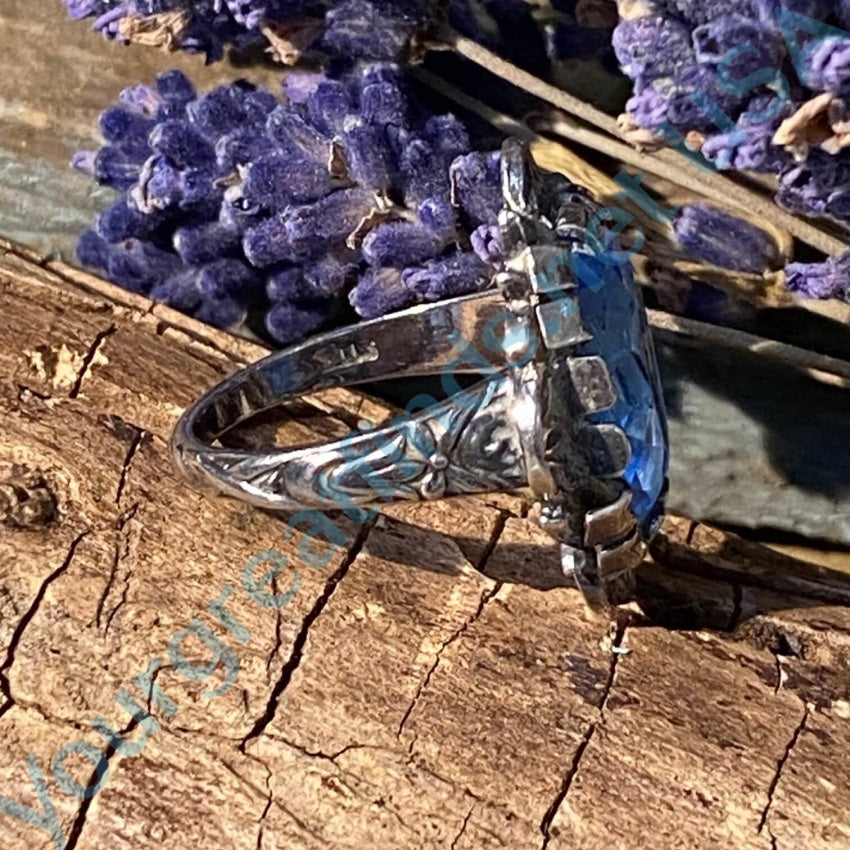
[170,139,669,610]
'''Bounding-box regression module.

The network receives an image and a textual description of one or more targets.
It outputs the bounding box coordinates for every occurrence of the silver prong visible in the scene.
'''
[536,299,592,350]
[584,489,637,548]
[567,356,617,413]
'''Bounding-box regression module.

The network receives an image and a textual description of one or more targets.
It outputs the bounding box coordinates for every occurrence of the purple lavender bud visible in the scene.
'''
[174,221,242,264]
[450,151,502,227]
[156,69,196,105]
[71,150,97,178]
[400,137,450,205]
[151,268,203,313]
[362,221,445,268]
[402,252,491,301]
[612,16,694,84]
[195,295,247,329]
[150,121,216,169]
[197,258,262,299]
[242,214,292,267]
[663,64,740,131]
[418,197,456,238]
[181,167,218,208]
[93,145,146,190]
[187,84,251,137]
[284,72,326,105]
[341,120,394,189]
[785,252,850,301]
[349,266,417,318]
[322,0,415,61]
[131,155,184,212]
[361,81,407,126]
[65,0,100,20]
[120,84,164,118]
[221,0,268,30]
[306,79,352,135]
[471,224,503,264]
[99,107,155,149]
[266,106,332,163]
[424,114,470,161]
[95,198,158,241]
[266,299,330,344]
[243,87,281,124]
[76,229,111,270]
[241,151,335,210]
[777,149,850,219]
[361,61,403,87]
[756,0,834,30]
[802,36,850,94]
[280,187,377,255]
[105,239,183,294]
[215,127,276,173]
[266,266,304,301]
[301,251,359,295]
[625,84,672,131]
[692,15,784,80]
[672,203,779,273]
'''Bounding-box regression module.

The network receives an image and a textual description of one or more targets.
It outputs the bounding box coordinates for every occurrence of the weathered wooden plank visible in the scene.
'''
[0,244,849,850]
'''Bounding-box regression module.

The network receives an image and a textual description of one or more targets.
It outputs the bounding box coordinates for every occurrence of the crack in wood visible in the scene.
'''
[68,324,116,399]
[397,583,501,747]
[115,425,147,506]
[758,704,810,840]
[64,717,139,850]
[274,734,362,764]
[397,513,509,746]
[256,782,273,850]
[239,518,377,752]
[0,530,90,720]
[237,747,325,843]
[450,804,475,850]
[539,723,596,850]
[539,613,631,847]
[93,504,140,633]
[265,572,284,679]
[473,509,511,573]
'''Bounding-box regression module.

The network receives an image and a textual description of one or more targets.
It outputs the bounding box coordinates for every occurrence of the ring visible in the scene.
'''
[170,139,669,610]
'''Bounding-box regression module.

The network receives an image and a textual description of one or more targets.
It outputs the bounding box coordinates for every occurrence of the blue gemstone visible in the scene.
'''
[574,251,668,532]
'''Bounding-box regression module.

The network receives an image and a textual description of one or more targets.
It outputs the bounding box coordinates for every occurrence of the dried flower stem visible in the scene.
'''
[444,32,850,257]
[648,309,850,389]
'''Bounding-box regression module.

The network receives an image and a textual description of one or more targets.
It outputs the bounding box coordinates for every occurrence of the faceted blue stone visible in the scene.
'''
[573,250,668,532]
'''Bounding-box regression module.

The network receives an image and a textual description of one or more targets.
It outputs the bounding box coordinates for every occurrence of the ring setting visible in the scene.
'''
[171,138,669,610]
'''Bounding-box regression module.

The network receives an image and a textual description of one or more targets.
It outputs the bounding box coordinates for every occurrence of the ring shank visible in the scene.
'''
[170,292,528,511]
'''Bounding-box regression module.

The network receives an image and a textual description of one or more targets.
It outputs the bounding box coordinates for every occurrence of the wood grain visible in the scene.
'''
[0,239,849,849]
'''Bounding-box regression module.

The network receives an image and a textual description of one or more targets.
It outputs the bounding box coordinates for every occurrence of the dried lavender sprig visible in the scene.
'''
[671,203,781,273]
[62,0,547,68]
[610,0,850,233]
[785,251,850,301]
[73,65,506,344]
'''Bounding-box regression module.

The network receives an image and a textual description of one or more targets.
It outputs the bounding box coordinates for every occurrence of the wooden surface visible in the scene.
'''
[1,240,850,849]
